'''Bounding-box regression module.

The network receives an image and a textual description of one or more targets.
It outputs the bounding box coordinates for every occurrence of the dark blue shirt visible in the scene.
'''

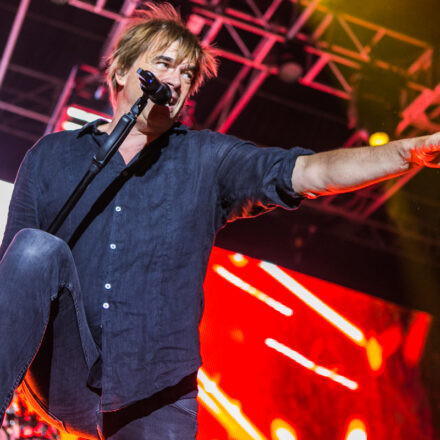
[0,120,313,411]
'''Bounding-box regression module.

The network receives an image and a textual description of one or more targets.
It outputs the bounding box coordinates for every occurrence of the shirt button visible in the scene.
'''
[110,243,116,250]
[103,302,110,309]
[115,206,122,212]
[105,283,111,290]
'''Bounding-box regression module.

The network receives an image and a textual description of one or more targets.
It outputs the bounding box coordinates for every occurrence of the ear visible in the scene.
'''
[115,68,127,87]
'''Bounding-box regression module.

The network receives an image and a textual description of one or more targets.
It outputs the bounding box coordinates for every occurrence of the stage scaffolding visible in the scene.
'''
[1,0,440,265]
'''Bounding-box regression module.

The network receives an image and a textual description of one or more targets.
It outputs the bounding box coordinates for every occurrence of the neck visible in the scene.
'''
[101,118,173,166]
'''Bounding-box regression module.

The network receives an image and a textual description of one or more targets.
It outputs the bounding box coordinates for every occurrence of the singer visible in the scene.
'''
[0,2,439,440]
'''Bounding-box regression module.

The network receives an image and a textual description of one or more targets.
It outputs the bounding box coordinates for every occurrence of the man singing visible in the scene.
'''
[0,2,439,439]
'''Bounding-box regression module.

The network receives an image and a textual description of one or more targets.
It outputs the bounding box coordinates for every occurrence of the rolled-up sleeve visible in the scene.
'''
[214,137,314,223]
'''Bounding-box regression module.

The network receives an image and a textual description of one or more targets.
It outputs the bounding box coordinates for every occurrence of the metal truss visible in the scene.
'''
[187,0,433,125]
[184,0,439,231]
[61,0,436,133]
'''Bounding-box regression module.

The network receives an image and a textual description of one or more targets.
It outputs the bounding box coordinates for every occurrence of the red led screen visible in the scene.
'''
[197,247,433,440]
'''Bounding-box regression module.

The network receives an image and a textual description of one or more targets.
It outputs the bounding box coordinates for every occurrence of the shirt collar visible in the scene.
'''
[77,119,189,138]
[77,119,108,137]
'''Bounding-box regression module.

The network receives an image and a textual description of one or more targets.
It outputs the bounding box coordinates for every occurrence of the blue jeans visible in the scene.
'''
[0,229,198,439]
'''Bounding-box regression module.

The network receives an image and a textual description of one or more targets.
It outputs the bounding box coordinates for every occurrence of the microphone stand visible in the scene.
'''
[47,94,149,235]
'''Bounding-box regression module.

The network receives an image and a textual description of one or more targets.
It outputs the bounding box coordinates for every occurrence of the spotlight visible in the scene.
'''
[278,59,303,84]
[277,41,305,84]
[369,131,390,146]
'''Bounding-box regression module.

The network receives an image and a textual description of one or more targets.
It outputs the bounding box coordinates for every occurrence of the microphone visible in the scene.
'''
[136,69,172,105]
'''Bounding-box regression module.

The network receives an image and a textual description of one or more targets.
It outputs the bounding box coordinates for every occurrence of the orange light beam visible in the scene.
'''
[197,369,268,440]
[213,264,293,317]
[265,338,359,390]
[259,262,366,346]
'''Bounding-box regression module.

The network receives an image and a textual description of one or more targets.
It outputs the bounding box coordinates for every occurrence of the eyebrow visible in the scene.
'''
[152,55,174,63]
[152,55,197,71]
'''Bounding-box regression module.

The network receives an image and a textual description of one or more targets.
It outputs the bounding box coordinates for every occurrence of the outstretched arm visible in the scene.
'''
[291,133,440,198]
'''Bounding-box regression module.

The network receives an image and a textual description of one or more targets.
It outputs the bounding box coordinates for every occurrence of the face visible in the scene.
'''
[115,41,196,134]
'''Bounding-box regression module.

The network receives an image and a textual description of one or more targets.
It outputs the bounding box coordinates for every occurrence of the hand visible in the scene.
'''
[407,132,440,168]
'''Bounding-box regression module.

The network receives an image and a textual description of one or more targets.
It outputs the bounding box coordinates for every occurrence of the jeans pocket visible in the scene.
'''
[170,397,198,419]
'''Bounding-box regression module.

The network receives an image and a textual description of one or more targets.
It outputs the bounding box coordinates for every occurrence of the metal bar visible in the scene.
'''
[286,0,320,40]
[337,16,369,61]
[245,0,264,22]
[217,70,268,133]
[0,100,50,123]
[305,46,360,69]
[99,0,138,69]
[363,28,386,55]
[0,0,31,88]
[202,17,223,44]
[214,47,277,73]
[254,35,277,64]
[9,63,64,85]
[45,65,78,135]
[4,82,55,108]
[327,60,352,94]
[408,48,433,75]
[193,7,284,42]
[224,6,287,32]
[95,0,107,12]
[224,23,252,58]
[263,0,283,21]
[68,0,123,21]
[359,168,423,219]
[312,12,333,40]
[302,55,329,83]
[298,78,351,100]
[0,123,39,142]
[204,37,275,128]
[340,13,430,48]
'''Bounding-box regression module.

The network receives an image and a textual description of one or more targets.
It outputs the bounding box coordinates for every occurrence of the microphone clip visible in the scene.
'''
[137,69,172,105]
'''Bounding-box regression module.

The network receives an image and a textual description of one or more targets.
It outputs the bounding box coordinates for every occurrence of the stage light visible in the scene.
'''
[279,61,303,83]
[66,105,111,123]
[61,121,82,131]
[277,40,305,84]
[271,419,298,440]
[259,262,366,346]
[265,338,359,390]
[345,418,368,440]
[275,428,297,440]
[365,336,383,372]
[229,252,249,267]
[368,131,389,146]
[56,105,112,132]
[213,264,293,316]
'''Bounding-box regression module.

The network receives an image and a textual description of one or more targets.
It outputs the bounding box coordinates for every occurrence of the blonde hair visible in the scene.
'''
[106,2,218,107]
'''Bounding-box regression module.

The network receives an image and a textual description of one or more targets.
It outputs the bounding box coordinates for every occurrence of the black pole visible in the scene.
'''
[47,94,149,235]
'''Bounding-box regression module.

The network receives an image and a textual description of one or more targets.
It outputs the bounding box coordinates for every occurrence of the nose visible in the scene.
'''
[164,68,181,93]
